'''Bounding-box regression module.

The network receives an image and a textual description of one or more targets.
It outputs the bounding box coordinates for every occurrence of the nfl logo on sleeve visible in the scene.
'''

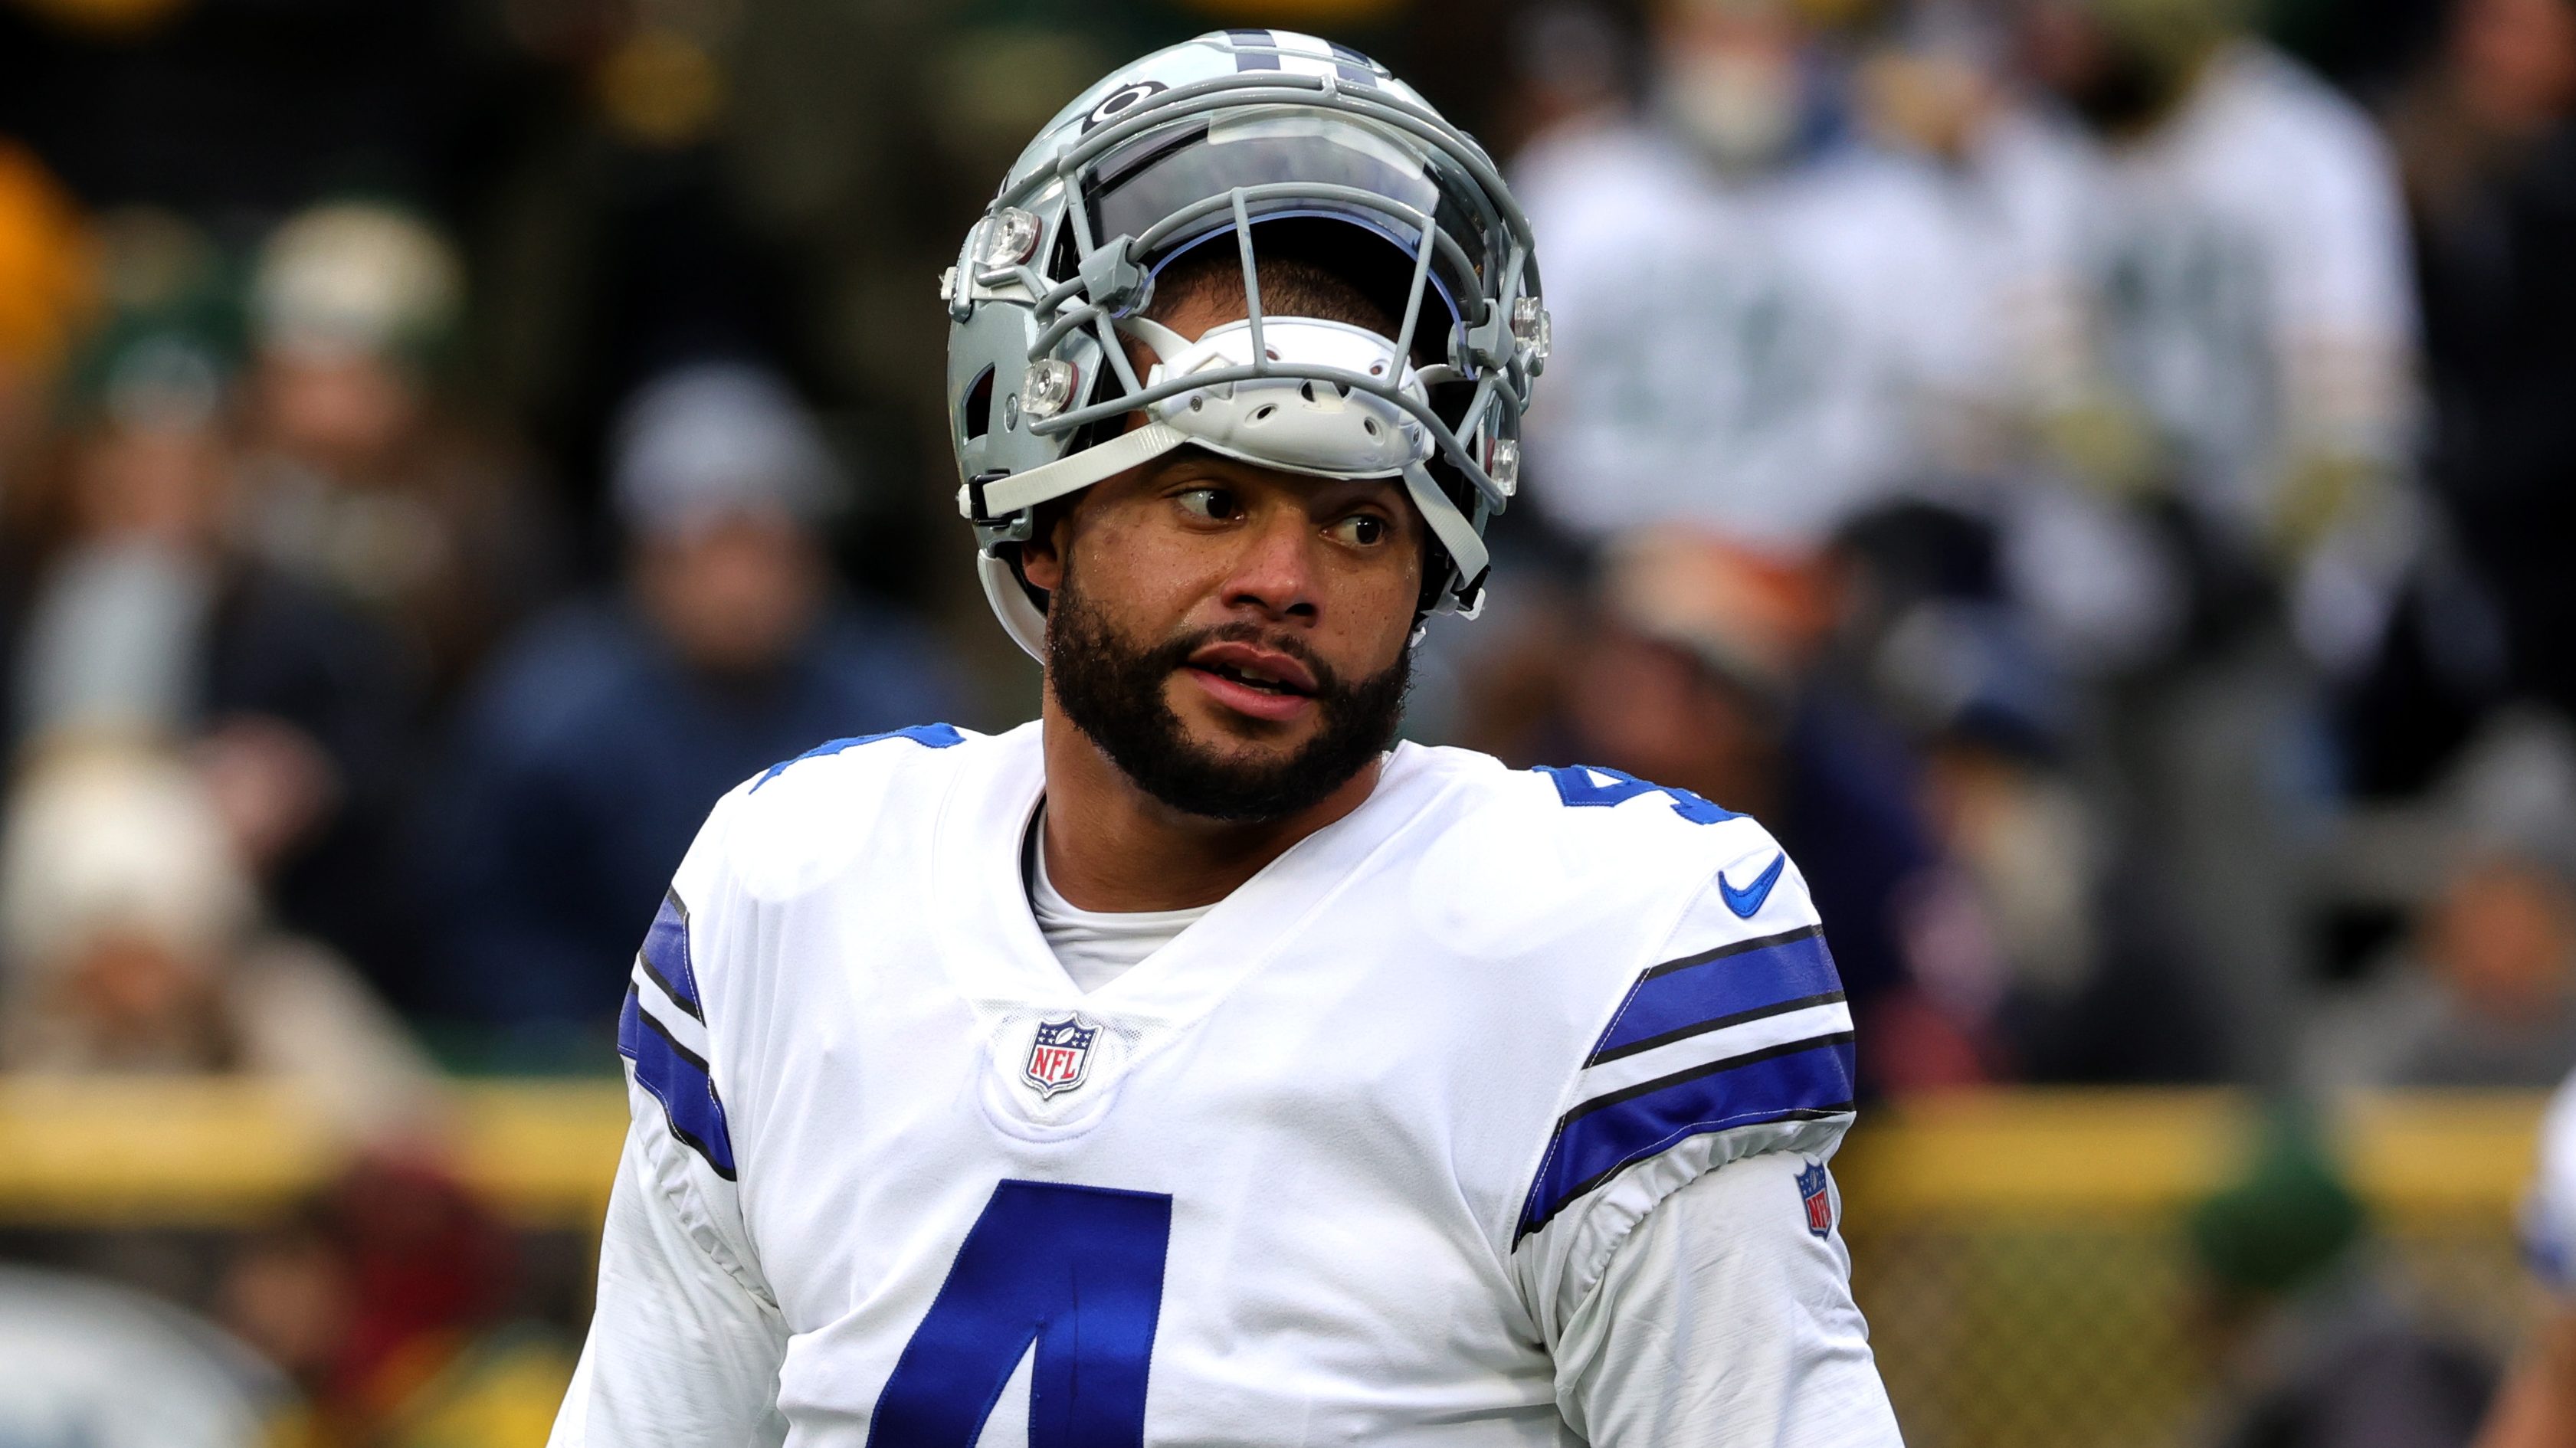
[1022,1016,1099,1099]
[1797,1160,1834,1238]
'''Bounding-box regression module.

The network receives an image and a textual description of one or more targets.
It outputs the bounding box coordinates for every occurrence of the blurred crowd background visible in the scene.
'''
[3,0,2574,1442]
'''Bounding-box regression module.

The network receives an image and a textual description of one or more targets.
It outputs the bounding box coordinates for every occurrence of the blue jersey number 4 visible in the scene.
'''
[868,1180,1173,1448]
[1536,764,1737,824]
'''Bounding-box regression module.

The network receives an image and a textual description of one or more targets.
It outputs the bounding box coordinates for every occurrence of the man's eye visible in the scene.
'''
[1175,487,1238,521]
[1329,514,1388,546]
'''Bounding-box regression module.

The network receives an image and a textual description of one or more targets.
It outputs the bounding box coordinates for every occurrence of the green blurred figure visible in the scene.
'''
[2191,1114,2494,1448]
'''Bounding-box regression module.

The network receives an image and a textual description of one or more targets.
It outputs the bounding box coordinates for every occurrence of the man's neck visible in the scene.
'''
[1037,693,1385,913]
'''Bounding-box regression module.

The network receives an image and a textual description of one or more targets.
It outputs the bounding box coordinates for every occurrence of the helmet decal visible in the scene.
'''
[1083,80,1167,133]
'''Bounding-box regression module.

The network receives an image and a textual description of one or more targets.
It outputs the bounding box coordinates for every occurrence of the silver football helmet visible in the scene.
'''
[945,28,1549,660]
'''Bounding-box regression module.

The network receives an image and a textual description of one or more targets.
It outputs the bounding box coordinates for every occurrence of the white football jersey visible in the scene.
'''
[1992,44,2417,532]
[552,722,1887,1445]
[2525,1073,2576,1294]
[1514,123,2004,549]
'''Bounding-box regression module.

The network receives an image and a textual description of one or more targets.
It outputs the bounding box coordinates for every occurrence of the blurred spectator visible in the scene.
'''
[430,361,960,1048]
[2191,1113,2494,1448]
[221,1158,572,1447]
[1841,2,2203,677]
[2305,713,2576,1089]
[1513,0,2003,551]
[2387,0,2576,723]
[2004,0,2421,673]
[0,742,438,1142]
[6,218,427,1006]
[1863,575,2219,1082]
[1857,0,2011,168]
[0,1263,294,1448]
[1553,528,1991,1093]
[1966,0,2427,1085]
[235,200,564,705]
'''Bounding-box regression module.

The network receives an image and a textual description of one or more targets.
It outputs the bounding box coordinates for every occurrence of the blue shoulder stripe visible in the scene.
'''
[618,987,739,1180]
[634,889,702,1020]
[752,722,965,792]
[1518,1034,1856,1241]
[1589,925,1842,1064]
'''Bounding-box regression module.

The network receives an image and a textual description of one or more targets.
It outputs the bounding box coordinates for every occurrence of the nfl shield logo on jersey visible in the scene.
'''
[1797,1160,1834,1238]
[1023,1016,1098,1099]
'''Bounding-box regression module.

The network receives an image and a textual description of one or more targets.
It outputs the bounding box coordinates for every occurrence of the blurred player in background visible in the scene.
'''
[1972,0,2424,1085]
[2488,1066,2576,1446]
[554,29,1899,1446]
[2004,0,2420,666]
[1516,0,2002,552]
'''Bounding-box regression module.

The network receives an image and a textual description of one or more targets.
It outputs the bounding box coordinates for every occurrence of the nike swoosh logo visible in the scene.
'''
[1719,853,1787,919]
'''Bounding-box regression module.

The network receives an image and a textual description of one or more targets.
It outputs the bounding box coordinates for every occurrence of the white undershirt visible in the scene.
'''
[1025,810,1214,994]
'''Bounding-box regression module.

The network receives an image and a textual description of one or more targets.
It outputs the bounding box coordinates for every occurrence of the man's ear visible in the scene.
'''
[1016,502,1075,592]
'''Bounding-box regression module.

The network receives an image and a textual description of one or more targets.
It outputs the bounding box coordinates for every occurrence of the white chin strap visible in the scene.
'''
[972,316,1490,661]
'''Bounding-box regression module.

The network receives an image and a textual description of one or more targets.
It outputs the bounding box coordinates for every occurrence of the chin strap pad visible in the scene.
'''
[1401,460,1488,608]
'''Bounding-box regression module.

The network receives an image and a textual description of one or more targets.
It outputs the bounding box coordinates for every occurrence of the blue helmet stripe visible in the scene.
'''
[1518,1034,1856,1241]
[1227,29,1280,69]
[619,986,739,1180]
[1323,40,1379,87]
[1589,925,1842,1064]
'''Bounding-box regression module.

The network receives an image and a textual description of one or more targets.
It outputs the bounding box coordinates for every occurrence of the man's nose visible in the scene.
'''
[1220,509,1320,623]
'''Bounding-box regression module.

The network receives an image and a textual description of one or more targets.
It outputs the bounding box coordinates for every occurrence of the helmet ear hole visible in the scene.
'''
[961,366,996,440]
[1416,539,1454,619]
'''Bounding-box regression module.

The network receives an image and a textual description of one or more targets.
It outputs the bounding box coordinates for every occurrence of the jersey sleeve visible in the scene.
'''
[2260,77,2418,471]
[2524,1074,2576,1294]
[1512,829,1860,1342]
[1555,1153,1901,1445]
[552,785,790,1447]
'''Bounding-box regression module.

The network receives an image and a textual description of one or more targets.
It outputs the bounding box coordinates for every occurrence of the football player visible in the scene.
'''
[2482,1073,2576,1445]
[551,29,1902,1446]
[1516,0,2005,552]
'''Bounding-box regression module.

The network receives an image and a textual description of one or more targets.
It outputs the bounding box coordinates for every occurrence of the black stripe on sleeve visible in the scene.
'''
[1638,923,1826,981]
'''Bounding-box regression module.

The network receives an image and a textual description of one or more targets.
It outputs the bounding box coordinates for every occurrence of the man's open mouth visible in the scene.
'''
[1185,642,1320,699]
[1197,661,1309,696]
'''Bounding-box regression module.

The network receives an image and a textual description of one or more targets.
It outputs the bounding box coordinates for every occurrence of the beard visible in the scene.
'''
[1045,563,1411,824]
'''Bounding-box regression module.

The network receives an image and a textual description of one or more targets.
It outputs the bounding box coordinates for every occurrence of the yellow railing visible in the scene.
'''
[0,1076,629,1228]
[0,1083,2550,1448]
[1835,1091,2548,1448]
[1835,1089,2546,1216]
